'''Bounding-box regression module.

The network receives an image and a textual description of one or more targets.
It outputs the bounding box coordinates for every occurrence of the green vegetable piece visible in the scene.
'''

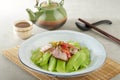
[41,64,48,70]
[82,47,90,57]
[40,52,51,66]
[31,48,43,65]
[56,59,66,72]
[48,56,57,72]
[66,51,81,72]
[36,58,43,66]
[80,47,91,68]
[73,50,87,71]
[68,41,81,48]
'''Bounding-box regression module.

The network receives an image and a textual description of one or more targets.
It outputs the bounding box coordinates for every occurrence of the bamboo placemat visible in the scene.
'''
[2,47,120,80]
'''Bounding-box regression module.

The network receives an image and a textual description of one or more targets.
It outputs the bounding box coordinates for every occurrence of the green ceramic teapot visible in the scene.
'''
[26,0,67,30]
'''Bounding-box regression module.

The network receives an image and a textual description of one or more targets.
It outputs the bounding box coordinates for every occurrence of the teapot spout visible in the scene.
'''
[26,9,36,23]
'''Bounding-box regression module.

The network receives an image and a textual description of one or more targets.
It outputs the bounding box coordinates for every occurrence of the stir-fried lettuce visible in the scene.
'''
[31,41,91,72]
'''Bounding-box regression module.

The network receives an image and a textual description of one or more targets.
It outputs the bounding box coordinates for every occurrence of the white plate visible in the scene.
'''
[19,30,106,77]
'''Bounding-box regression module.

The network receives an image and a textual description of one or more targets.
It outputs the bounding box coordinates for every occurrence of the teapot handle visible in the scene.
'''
[34,0,41,11]
[35,0,39,7]
[59,0,64,6]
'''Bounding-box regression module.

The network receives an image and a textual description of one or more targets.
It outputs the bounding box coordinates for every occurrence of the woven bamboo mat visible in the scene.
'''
[2,47,120,80]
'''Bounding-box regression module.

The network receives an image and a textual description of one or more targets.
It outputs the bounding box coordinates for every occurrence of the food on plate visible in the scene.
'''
[31,41,91,72]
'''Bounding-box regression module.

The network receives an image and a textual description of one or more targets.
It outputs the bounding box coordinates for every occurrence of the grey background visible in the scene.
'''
[0,0,120,80]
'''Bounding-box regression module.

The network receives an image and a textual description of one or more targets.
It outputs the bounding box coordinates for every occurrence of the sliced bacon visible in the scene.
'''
[40,44,52,52]
[40,41,79,61]
[70,48,79,54]
[61,49,71,58]
[51,47,68,61]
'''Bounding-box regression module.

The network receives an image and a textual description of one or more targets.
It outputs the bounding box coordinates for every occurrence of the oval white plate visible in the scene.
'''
[19,30,106,77]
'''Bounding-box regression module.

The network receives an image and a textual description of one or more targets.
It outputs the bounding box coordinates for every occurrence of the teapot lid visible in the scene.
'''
[40,2,59,9]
